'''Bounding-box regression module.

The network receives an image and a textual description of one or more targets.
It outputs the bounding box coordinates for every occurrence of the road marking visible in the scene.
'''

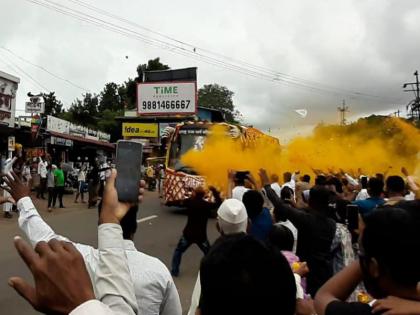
[137,215,158,223]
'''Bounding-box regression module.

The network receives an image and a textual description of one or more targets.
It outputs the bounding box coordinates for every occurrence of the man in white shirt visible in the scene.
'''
[4,170,182,315]
[270,174,282,197]
[232,185,249,201]
[5,169,139,315]
[355,176,369,201]
[36,157,48,199]
[231,172,250,201]
[281,171,297,193]
[2,156,16,218]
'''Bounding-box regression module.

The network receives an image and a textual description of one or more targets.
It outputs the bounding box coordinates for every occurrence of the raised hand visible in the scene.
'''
[401,167,409,177]
[100,169,145,224]
[1,171,30,202]
[227,169,236,180]
[3,156,17,174]
[0,195,15,205]
[295,262,310,277]
[9,237,95,314]
[258,169,270,187]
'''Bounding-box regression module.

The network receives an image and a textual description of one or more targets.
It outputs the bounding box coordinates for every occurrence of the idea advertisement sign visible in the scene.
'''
[137,81,197,116]
[122,122,159,138]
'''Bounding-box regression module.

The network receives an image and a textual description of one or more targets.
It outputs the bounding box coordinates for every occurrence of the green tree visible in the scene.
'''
[66,93,99,128]
[136,57,170,81]
[124,58,170,110]
[43,92,63,116]
[98,82,122,112]
[198,84,241,123]
[97,109,124,142]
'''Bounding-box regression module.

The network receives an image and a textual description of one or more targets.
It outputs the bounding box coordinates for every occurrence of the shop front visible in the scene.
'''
[44,115,113,166]
[47,131,115,165]
[0,70,19,160]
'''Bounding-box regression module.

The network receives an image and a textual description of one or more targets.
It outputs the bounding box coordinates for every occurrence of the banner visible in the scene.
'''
[25,95,45,113]
[51,136,73,147]
[8,136,15,151]
[47,115,70,134]
[137,81,197,116]
[122,122,159,138]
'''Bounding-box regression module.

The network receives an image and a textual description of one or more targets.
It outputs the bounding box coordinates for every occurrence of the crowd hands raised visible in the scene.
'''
[0,164,420,315]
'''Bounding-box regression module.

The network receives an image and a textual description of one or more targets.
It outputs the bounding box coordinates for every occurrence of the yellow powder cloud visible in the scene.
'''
[181,117,420,191]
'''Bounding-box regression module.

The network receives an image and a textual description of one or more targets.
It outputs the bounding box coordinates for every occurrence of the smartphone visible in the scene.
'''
[235,171,250,181]
[115,140,143,202]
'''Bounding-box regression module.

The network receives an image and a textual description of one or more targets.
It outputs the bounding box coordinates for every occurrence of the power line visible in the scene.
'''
[24,0,399,103]
[0,46,90,92]
[0,59,44,94]
[25,0,316,90]
[60,0,388,99]
[64,0,396,102]
[34,0,398,101]
[0,50,49,92]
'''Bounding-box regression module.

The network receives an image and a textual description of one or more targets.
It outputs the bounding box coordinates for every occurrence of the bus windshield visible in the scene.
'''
[168,128,208,174]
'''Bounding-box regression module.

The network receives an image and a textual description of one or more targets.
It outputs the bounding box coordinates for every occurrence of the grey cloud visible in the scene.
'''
[0,0,419,132]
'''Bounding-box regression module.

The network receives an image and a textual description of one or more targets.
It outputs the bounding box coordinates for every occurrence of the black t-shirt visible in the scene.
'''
[326,301,373,315]
[182,198,213,242]
[265,185,336,297]
[182,193,222,242]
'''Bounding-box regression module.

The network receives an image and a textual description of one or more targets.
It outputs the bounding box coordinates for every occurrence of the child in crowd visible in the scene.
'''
[268,224,309,300]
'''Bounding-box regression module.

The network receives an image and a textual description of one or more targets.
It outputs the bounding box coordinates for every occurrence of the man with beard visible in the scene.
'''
[315,208,420,315]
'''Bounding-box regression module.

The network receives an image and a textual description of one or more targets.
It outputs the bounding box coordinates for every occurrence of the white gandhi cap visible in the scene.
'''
[217,199,248,235]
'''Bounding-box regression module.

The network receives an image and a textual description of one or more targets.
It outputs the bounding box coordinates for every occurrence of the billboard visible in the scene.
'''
[47,115,70,134]
[137,81,197,116]
[25,95,45,113]
[122,122,159,138]
[47,115,111,142]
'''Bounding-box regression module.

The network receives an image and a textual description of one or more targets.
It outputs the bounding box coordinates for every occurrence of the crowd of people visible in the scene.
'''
[1,154,114,218]
[144,164,165,195]
[1,160,420,314]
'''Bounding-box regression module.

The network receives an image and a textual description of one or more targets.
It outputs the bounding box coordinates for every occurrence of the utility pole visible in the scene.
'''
[337,100,349,125]
[403,71,420,121]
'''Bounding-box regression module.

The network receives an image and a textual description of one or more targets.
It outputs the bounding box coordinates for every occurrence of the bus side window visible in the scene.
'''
[168,136,180,168]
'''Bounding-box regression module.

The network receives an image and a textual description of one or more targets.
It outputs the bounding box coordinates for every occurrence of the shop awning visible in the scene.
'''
[48,131,115,150]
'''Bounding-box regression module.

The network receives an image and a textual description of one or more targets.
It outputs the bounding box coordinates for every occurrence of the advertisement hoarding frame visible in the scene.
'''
[136,81,198,116]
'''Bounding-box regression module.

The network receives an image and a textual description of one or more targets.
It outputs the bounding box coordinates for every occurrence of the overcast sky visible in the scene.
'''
[1,0,419,138]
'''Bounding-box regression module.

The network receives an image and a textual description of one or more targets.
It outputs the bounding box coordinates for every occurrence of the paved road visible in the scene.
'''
[0,190,219,314]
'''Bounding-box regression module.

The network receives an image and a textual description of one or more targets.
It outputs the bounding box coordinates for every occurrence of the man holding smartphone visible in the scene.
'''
[3,164,182,315]
[3,169,140,314]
